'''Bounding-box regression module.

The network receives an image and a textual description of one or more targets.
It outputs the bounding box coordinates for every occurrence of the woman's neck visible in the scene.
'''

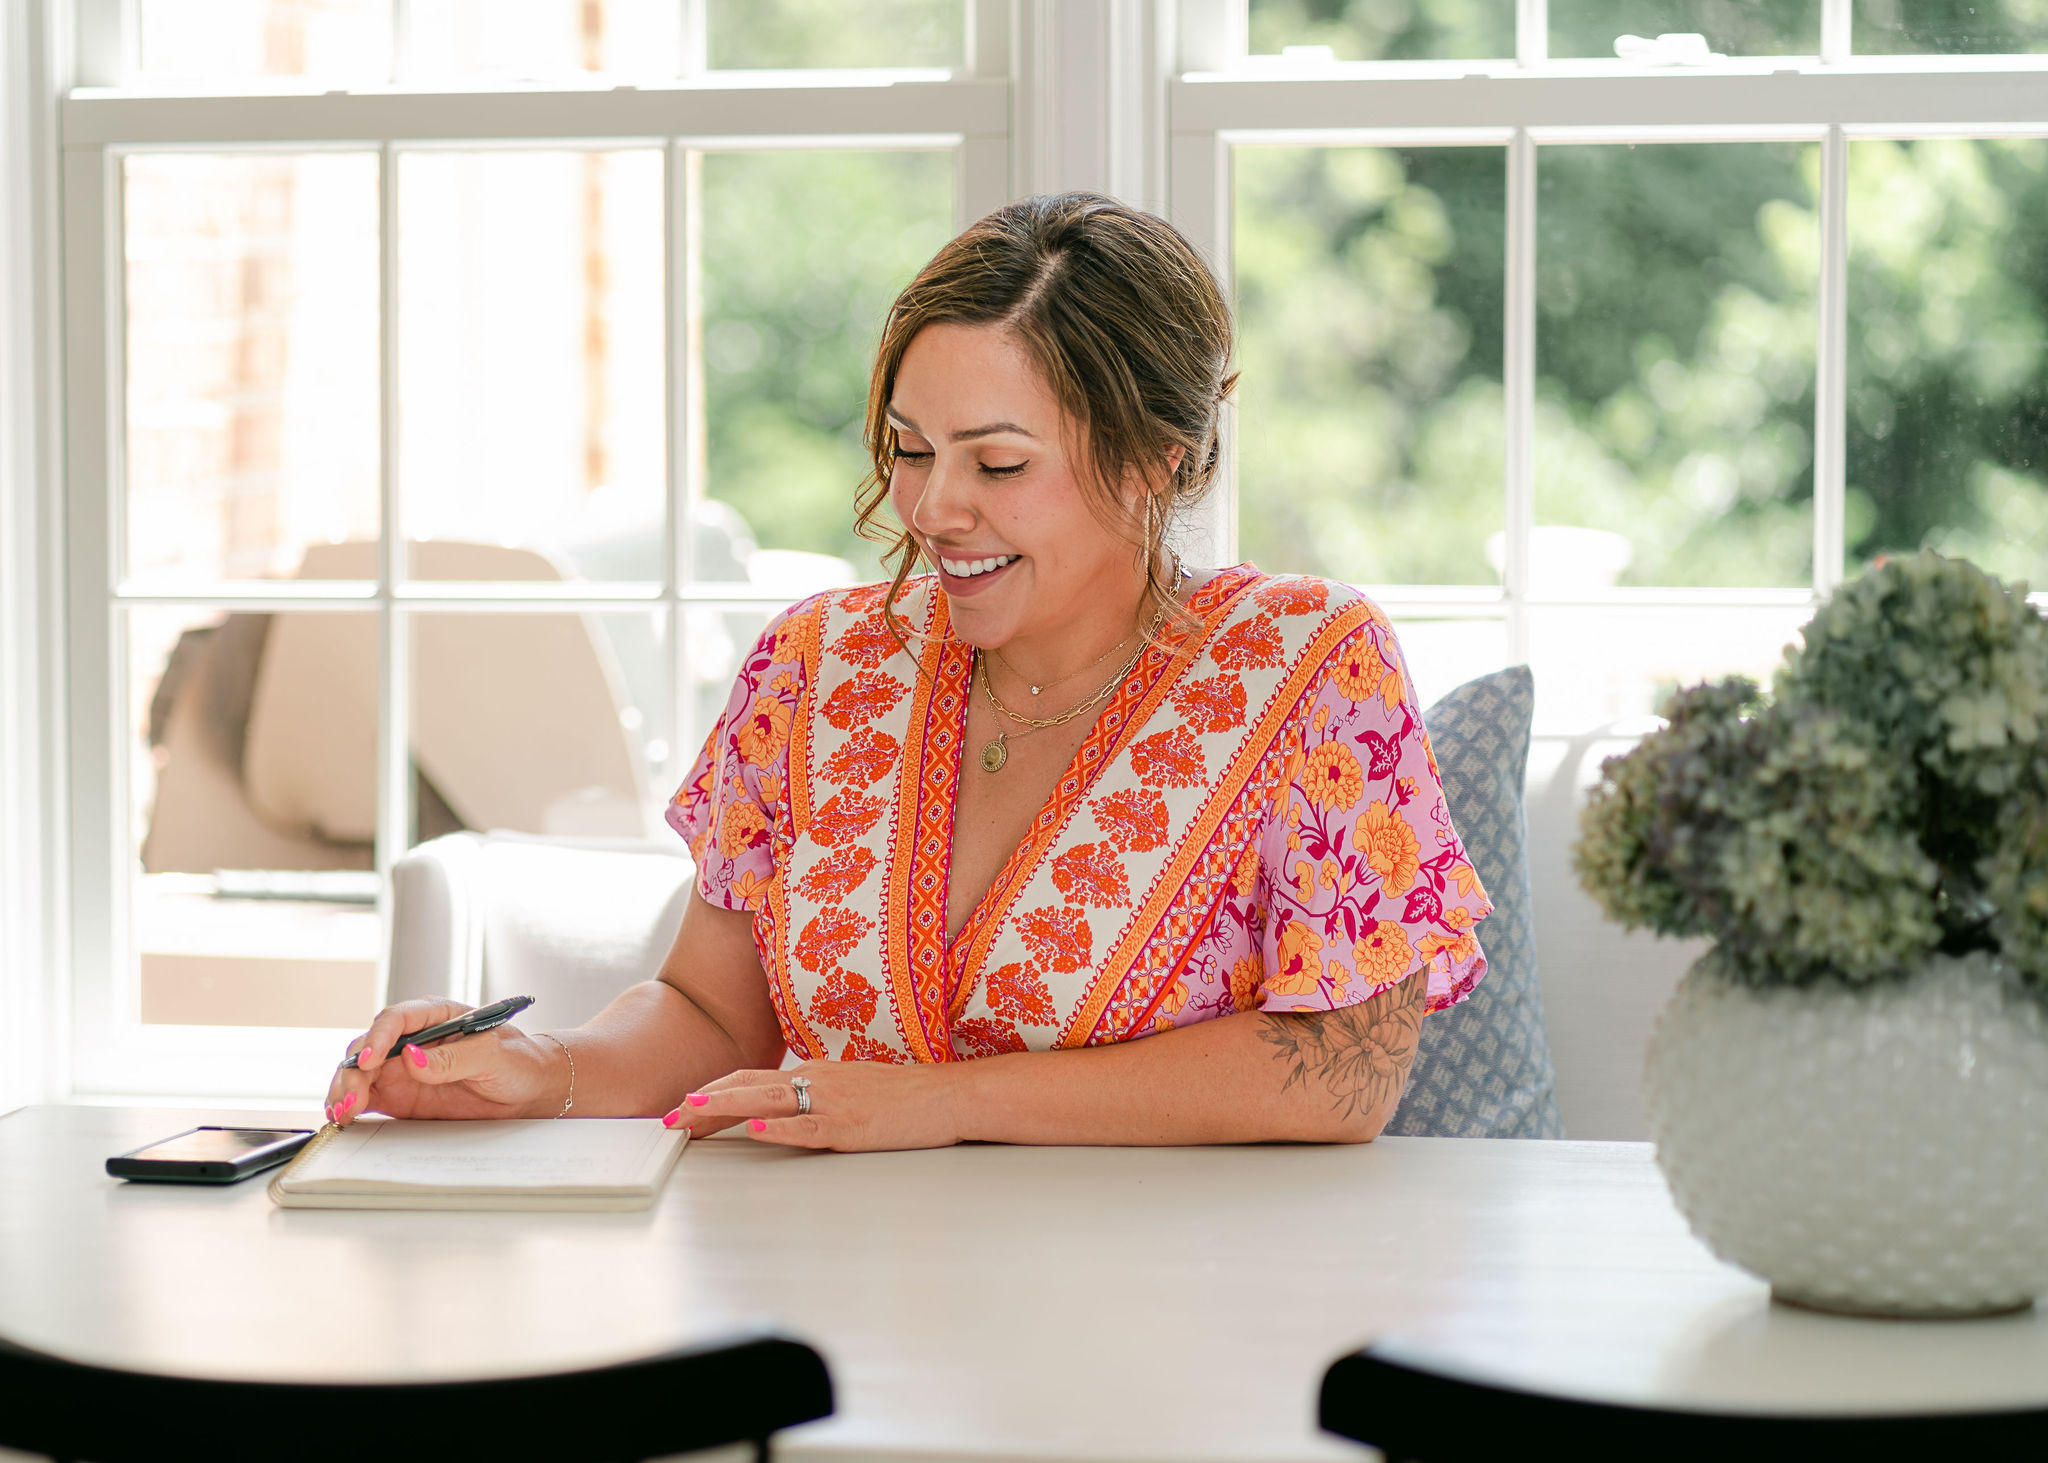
[985,576,1151,702]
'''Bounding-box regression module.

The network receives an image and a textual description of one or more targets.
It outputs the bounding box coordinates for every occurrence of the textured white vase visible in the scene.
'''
[1645,952,2048,1317]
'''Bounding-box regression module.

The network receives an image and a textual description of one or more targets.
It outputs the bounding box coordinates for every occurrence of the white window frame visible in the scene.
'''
[1171,0,2048,662]
[56,0,1026,1100]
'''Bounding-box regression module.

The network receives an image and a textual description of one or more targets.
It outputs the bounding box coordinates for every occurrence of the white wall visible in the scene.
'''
[0,0,64,1117]
[1527,733,1704,1141]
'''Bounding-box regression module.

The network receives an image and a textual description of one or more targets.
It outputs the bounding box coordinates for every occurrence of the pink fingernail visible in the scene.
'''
[685,1093,710,1107]
[406,1043,427,1069]
[748,1119,766,1133]
[337,1092,357,1116]
[324,1104,334,1123]
[661,1108,681,1128]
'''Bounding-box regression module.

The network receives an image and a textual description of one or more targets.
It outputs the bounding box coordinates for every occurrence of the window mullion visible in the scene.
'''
[374,143,408,909]
[1813,123,1849,597]
[1516,0,1548,67]
[1504,128,1536,663]
[1822,0,1853,65]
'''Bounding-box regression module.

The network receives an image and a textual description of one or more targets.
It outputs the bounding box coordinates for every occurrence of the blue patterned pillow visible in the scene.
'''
[1383,665,1564,1139]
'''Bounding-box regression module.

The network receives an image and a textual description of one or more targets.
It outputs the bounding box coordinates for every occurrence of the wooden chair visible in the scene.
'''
[0,1329,832,1463]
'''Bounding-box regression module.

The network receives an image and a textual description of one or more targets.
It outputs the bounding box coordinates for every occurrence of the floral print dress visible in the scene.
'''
[669,565,1490,1063]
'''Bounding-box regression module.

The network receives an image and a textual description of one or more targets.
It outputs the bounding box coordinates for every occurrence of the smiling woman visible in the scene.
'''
[325,193,1493,1150]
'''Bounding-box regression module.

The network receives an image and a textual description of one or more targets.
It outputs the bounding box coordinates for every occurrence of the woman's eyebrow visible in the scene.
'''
[886,408,1037,443]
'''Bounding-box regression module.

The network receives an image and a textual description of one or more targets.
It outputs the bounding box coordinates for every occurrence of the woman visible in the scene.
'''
[325,193,1491,1149]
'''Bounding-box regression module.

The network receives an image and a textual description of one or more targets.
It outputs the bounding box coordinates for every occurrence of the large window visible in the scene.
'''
[63,0,997,1096]
[51,0,2048,1099]
[1187,0,2048,727]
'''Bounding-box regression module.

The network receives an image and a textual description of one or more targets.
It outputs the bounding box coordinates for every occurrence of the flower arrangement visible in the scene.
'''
[1574,552,2048,998]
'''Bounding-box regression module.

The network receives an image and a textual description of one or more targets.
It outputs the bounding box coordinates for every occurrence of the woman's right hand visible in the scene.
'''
[323,999,570,1125]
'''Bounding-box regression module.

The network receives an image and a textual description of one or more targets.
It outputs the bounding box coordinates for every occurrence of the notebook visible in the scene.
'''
[268,1117,688,1211]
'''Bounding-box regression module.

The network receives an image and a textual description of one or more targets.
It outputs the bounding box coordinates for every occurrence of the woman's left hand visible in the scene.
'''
[667,1060,966,1152]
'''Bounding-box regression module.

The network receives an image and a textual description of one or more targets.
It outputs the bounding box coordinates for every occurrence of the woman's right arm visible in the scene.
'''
[322,891,785,1124]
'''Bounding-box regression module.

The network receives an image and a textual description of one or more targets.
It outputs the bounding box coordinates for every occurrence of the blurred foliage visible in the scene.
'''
[1575,553,2048,993]
[1235,146,1505,583]
[698,149,953,575]
[1234,129,2048,589]
[1857,0,2048,52]
[1247,0,1514,57]
[706,0,961,69]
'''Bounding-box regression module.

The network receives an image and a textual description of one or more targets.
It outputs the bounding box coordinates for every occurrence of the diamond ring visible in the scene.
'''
[790,1075,812,1116]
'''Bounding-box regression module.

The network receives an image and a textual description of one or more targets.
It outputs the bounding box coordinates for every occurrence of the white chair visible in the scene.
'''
[385,832,694,1027]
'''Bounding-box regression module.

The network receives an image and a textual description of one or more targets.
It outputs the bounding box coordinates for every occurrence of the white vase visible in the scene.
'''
[1644,951,2048,1318]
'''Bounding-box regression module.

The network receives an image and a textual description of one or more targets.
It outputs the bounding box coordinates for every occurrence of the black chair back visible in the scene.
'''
[0,1330,831,1463]
[1322,1343,2048,1463]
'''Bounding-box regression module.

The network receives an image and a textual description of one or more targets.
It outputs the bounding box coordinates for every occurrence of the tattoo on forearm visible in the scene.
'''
[1258,976,1425,1122]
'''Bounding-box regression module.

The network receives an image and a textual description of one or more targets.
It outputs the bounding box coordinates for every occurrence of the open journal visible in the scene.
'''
[268,1117,688,1211]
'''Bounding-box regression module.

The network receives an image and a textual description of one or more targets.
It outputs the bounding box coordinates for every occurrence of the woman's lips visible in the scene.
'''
[934,554,1020,598]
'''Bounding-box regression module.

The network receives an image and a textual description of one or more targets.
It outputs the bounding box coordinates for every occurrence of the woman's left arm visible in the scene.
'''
[687,972,1424,1150]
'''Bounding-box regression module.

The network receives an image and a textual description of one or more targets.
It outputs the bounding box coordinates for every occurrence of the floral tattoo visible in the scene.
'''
[1258,975,1425,1121]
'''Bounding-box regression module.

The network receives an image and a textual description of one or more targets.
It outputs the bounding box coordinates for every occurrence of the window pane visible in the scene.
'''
[408,613,663,844]
[1391,616,1511,711]
[136,0,392,82]
[1246,0,1515,60]
[1846,138,2048,585]
[1528,603,1809,735]
[1856,1,2048,53]
[1235,145,1506,586]
[1535,142,1818,588]
[697,149,954,586]
[398,149,665,583]
[131,606,381,1029]
[1549,2,1817,57]
[404,0,683,79]
[706,0,964,69]
[125,153,380,586]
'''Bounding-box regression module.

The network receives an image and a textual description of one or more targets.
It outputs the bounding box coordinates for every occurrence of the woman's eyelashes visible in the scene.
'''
[891,443,1028,480]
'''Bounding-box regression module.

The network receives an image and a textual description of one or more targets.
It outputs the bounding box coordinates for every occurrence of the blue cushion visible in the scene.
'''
[1383,665,1564,1139]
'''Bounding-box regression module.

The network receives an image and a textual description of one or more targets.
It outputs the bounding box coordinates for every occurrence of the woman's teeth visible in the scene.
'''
[941,554,1018,578]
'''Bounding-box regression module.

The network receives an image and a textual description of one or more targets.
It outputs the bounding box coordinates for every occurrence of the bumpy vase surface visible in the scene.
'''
[1645,952,2048,1317]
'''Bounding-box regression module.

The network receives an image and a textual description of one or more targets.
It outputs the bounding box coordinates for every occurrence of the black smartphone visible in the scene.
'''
[106,1126,315,1184]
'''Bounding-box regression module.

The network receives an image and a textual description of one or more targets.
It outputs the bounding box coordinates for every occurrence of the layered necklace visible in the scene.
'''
[973,559,1188,774]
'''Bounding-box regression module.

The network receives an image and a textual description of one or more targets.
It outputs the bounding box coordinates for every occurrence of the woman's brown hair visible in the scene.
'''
[854,191,1237,647]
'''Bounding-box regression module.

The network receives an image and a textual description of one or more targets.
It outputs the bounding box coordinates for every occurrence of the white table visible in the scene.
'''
[3,1106,2045,1462]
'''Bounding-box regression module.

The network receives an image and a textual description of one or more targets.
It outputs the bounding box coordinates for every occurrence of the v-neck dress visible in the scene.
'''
[666,566,1492,1063]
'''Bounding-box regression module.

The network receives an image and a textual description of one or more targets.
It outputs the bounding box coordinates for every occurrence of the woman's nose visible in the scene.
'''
[911,456,975,536]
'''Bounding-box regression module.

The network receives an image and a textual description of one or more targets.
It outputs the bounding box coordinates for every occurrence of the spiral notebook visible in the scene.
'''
[268,1117,688,1211]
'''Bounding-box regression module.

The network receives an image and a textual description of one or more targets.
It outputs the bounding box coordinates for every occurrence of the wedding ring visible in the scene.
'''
[790,1075,812,1116]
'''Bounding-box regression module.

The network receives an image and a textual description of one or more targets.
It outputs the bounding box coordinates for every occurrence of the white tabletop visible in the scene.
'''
[3,1106,2045,1462]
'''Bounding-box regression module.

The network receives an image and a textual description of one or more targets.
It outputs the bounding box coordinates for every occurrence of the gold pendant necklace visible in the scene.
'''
[981,732,1009,773]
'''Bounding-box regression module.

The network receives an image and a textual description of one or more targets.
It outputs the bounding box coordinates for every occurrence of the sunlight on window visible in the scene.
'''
[124,153,381,585]
[397,149,665,583]
[136,0,392,82]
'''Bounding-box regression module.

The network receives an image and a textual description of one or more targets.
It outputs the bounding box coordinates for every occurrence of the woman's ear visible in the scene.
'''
[1164,444,1186,479]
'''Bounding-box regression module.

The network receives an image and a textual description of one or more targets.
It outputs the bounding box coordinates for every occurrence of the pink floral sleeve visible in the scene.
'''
[666,602,816,912]
[1254,615,1492,1014]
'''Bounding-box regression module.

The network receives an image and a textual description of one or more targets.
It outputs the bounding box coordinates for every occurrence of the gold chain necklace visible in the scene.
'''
[992,631,1132,699]
[976,616,1157,774]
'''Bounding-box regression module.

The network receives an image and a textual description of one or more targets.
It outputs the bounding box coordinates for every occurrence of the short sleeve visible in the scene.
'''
[666,603,814,912]
[1253,612,1492,1015]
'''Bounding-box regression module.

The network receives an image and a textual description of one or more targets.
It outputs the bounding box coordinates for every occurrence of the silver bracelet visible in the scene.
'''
[537,1032,575,1118]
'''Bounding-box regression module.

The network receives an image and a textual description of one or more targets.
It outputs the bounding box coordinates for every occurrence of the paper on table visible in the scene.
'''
[285,1118,681,1193]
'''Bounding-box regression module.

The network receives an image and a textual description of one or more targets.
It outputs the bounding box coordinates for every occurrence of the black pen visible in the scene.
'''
[338,994,535,1070]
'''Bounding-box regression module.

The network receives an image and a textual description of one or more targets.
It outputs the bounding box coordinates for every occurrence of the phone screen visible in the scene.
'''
[129,1128,307,1163]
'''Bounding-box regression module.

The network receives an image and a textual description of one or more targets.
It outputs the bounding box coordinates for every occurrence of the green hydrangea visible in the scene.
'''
[1575,552,2048,996]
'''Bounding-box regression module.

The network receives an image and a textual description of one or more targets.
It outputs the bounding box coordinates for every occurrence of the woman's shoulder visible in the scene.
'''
[1216,566,1392,639]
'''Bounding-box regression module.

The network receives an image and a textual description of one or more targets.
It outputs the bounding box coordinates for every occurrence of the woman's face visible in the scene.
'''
[886,322,1141,651]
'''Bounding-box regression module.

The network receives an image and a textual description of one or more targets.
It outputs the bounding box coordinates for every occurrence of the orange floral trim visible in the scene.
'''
[1062,600,1370,1048]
